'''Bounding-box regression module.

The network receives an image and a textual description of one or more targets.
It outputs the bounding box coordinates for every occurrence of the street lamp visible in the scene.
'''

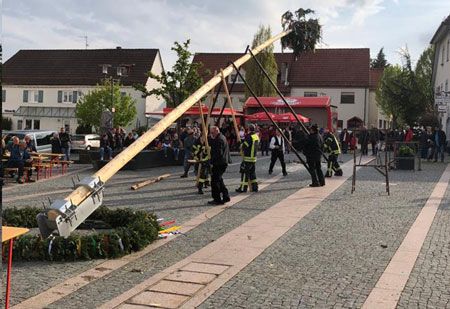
[101,64,124,131]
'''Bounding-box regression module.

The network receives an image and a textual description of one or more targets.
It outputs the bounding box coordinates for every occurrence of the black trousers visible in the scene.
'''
[239,161,257,190]
[7,160,30,178]
[211,164,229,202]
[326,154,341,176]
[260,140,269,156]
[307,158,325,186]
[269,150,286,173]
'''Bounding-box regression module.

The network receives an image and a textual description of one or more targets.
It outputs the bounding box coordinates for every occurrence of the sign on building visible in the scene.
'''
[435,95,450,113]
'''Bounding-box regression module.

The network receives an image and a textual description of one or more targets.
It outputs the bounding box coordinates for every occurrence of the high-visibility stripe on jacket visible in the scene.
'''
[241,133,259,163]
[324,133,341,155]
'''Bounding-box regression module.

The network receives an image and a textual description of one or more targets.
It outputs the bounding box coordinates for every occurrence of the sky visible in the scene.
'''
[2,0,450,69]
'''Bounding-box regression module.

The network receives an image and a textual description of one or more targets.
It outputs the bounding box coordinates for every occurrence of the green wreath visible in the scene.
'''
[2,206,160,261]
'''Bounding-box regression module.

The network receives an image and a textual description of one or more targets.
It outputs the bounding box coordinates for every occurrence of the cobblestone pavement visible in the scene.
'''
[3,155,448,308]
[1,153,312,307]
[397,174,450,309]
[199,161,449,309]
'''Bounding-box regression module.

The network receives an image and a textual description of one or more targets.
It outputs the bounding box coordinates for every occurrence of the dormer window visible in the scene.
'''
[228,69,245,84]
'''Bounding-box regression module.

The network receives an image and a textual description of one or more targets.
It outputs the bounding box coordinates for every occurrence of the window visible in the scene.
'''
[304,92,317,97]
[228,69,245,84]
[280,62,289,84]
[341,92,355,104]
[58,90,79,103]
[446,80,449,92]
[337,120,343,128]
[23,90,43,103]
[25,119,32,129]
[379,119,383,128]
[17,120,23,130]
[36,133,53,146]
[2,90,5,102]
[120,91,127,97]
[33,119,40,130]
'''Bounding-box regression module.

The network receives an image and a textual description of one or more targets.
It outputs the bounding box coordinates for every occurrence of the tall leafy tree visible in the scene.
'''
[376,46,435,128]
[280,8,322,58]
[371,48,389,68]
[244,25,278,98]
[414,45,435,113]
[76,79,137,131]
[135,40,203,108]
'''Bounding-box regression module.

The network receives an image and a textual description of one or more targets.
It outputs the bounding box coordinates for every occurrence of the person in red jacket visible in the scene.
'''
[404,126,414,142]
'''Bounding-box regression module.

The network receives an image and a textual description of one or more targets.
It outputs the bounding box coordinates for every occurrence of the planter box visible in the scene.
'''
[397,157,415,170]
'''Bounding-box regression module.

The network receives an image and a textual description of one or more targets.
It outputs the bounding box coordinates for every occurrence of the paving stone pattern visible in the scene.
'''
[397,176,450,309]
[199,162,448,309]
[1,153,316,307]
[46,157,312,309]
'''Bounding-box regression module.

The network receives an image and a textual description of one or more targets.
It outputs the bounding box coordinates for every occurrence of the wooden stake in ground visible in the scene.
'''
[196,100,211,185]
[131,174,171,190]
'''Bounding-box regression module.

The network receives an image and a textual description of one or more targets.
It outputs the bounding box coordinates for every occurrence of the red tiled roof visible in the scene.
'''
[369,68,384,90]
[193,48,370,90]
[3,48,159,86]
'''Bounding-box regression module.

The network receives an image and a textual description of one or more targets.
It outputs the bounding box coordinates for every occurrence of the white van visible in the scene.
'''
[4,130,56,153]
[71,134,100,151]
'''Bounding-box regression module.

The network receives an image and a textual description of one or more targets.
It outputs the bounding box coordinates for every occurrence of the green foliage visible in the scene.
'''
[398,145,415,157]
[376,47,434,128]
[2,206,160,261]
[244,25,278,99]
[76,79,137,130]
[371,48,389,68]
[135,125,148,136]
[75,123,93,134]
[135,40,203,108]
[2,116,13,130]
[419,112,440,128]
[281,8,322,58]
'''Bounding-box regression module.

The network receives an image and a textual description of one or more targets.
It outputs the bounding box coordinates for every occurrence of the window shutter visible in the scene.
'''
[23,90,28,103]
[58,91,63,103]
[73,91,78,103]
[38,90,44,103]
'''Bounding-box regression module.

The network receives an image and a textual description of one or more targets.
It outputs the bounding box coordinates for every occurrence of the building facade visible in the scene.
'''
[431,15,450,139]
[193,49,385,129]
[2,48,164,133]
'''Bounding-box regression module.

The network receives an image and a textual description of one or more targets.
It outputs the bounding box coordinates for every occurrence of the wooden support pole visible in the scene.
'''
[196,101,210,185]
[131,174,171,190]
[53,29,292,214]
[220,69,241,144]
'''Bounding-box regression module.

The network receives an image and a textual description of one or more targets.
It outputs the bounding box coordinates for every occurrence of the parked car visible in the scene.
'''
[3,130,56,153]
[71,134,100,151]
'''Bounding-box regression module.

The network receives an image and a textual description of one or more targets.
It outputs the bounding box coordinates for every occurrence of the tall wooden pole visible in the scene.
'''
[220,69,241,143]
[54,29,292,211]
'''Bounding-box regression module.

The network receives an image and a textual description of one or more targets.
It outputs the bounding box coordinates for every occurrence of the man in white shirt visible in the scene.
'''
[269,129,287,176]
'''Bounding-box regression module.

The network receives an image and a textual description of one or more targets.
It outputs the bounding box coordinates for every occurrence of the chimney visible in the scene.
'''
[116,46,122,49]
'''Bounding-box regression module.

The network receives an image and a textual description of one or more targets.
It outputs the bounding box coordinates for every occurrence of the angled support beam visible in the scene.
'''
[230,62,311,175]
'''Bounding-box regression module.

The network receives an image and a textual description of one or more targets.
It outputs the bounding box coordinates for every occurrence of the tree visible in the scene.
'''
[371,48,389,68]
[376,46,435,128]
[414,46,435,113]
[76,79,137,131]
[244,25,278,98]
[280,8,322,58]
[135,40,203,108]
[2,116,12,130]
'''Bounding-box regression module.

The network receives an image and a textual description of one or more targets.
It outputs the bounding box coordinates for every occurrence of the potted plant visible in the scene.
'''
[397,145,415,170]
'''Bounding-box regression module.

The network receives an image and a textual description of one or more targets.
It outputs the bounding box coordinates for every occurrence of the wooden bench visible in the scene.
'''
[59,160,74,174]
[33,163,52,179]
[23,166,36,182]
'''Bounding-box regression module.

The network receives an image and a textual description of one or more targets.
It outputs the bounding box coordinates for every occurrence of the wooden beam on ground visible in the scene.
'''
[131,174,171,190]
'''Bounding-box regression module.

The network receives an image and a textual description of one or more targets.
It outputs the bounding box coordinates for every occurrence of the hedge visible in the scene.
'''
[2,206,160,261]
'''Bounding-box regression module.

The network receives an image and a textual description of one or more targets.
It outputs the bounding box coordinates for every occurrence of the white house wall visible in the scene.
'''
[145,50,165,115]
[2,85,147,133]
[290,87,369,128]
[433,31,450,139]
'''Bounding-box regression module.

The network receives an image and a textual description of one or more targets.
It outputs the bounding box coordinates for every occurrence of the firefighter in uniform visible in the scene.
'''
[236,124,260,193]
[193,135,210,194]
[323,128,343,177]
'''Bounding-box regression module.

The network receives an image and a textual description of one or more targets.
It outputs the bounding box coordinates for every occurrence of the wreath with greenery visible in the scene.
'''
[2,206,160,261]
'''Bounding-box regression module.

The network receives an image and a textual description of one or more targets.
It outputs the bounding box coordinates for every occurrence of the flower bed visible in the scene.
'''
[2,206,160,261]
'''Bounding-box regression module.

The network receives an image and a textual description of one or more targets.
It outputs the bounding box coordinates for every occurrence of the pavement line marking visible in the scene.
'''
[100,158,373,309]
[362,164,450,309]
[12,164,302,309]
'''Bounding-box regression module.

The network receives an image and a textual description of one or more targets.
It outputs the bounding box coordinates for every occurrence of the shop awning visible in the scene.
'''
[245,111,309,123]
[147,106,243,117]
[244,96,331,108]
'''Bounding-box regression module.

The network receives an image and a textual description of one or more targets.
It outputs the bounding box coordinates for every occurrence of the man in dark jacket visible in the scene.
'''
[8,139,34,183]
[51,133,62,154]
[434,126,447,162]
[358,126,369,155]
[180,129,195,178]
[99,134,113,161]
[207,126,230,205]
[369,125,380,155]
[59,127,71,161]
[24,134,37,153]
[304,125,325,187]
